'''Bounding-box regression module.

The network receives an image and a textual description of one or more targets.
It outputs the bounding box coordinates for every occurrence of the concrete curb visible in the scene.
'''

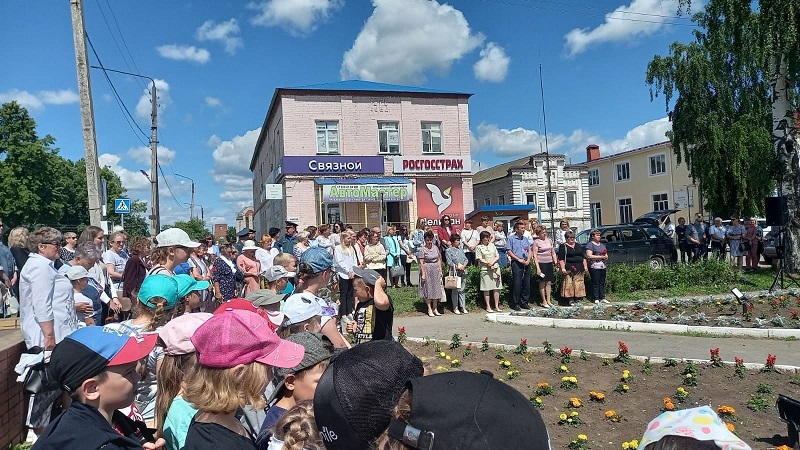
[485,312,800,339]
[405,337,800,373]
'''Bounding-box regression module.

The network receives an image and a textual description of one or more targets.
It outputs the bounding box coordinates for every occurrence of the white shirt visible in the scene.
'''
[73,292,95,326]
[20,254,78,348]
[461,228,480,252]
[103,249,128,291]
[255,248,278,273]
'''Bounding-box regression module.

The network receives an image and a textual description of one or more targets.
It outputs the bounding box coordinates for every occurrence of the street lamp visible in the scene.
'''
[183,202,204,222]
[175,173,195,220]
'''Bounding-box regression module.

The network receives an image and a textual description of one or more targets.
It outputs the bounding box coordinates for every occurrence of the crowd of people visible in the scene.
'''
[674,214,767,271]
[1,215,759,450]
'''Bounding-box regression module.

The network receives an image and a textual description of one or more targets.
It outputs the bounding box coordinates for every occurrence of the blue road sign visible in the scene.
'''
[114,198,131,214]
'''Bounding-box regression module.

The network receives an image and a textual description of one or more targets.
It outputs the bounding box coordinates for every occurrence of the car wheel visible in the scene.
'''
[763,256,773,265]
[648,256,665,270]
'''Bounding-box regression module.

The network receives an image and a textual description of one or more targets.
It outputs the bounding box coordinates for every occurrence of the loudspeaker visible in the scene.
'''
[765,196,789,226]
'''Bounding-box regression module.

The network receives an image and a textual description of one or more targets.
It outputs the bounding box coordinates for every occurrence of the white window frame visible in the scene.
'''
[566,191,577,208]
[651,192,669,211]
[377,121,400,155]
[525,193,535,204]
[590,202,602,228]
[421,122,442,154]
[617,197,633,224]
[615,161,631,182]
[587,168,600,187]
[315,121,340,154]
[649,153,667,176]
[544,192,556,208]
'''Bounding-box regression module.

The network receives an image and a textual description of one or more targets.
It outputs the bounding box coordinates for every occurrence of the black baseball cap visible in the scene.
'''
[314,340,424,450]
[386,371,552,450]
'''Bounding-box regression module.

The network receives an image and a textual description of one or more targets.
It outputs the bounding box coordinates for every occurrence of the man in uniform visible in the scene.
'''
[277,221,299,254]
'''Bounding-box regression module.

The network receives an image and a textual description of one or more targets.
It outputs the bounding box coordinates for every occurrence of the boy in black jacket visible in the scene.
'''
[33,326,165,450]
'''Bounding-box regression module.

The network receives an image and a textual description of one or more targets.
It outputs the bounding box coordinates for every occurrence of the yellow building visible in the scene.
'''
[583,141,702,226]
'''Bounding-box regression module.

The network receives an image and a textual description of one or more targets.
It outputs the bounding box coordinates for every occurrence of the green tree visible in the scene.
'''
[61,159,127,229]
[646,0,799,269]
[168,218,210,241]
[107,200,150,238]
[225,226,237,244]
[0,101,71,228]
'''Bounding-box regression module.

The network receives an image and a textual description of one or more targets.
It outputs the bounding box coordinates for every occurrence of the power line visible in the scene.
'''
[158,162,189,210]
[85,32,149,145]
[96,0,148,91]
[472,0,695,27]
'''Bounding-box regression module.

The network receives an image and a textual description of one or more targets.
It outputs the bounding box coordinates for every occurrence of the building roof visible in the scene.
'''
[284,80,472,96]
[580,141,671,165]
[473,153,579,185]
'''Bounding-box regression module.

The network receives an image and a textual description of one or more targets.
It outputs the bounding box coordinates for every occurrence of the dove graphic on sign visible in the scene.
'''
[426,184,452,214]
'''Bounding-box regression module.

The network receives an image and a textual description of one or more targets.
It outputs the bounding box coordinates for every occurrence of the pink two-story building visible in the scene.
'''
[249,80,474,233]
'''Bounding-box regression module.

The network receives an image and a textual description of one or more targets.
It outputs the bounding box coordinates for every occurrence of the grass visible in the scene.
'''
[392,265,784,316]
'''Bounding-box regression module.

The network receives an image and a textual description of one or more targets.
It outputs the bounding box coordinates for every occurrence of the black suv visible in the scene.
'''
[575,222,678,270]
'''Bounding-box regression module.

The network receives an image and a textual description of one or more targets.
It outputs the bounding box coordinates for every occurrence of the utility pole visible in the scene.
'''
[539,64,556,234]
[70,0,103,227]
[150,84,160,235]
[201,206,204,222]
[176,174,195,220]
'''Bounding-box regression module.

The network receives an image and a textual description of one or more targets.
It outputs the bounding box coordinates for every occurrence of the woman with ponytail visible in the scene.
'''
[106,274,180,425]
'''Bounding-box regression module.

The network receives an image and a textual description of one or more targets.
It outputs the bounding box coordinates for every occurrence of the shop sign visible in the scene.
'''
[393,156,471,174]
[282,156,385,175]
[323,183,412,203]
[415,178,464,226]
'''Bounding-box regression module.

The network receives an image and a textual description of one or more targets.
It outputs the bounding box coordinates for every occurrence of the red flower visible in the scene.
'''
[521,338,528,346]
[710,348,720,356]
[766,354,777,367]
[482,336,489,343]
[735,357,744,365]
[746,304,754,312]
[791,310,799,319]
[398,326,405,334]
[618,341,629,353]
[560,346,573,355]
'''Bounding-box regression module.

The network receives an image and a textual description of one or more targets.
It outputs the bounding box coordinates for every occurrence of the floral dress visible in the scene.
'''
[417,245,442,300]
[212,257,237,301]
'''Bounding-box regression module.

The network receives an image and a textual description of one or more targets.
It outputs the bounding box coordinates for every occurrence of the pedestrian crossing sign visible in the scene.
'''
[114,198,131,214]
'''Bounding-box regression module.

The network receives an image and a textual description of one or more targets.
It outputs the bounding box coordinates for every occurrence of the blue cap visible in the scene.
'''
[174,274,211,298]
[138,274,179,309]
[300,247,334,273]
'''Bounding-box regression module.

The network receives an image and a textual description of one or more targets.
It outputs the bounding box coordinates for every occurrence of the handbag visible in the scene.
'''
[2,285,19,315]
[741,241,751,252]
[390,262,405,278]
[23,350,57,395]
[444,265,461,290]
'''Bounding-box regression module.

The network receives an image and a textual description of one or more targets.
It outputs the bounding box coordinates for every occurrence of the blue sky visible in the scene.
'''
[0,0,697,226]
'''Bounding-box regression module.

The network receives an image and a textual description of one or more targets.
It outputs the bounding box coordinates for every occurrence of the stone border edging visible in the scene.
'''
[405,337,800,373]
[486,312,800,339]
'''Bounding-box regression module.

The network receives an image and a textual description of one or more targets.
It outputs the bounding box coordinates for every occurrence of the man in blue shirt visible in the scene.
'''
[276,221,299,254]
[506,221,533,311]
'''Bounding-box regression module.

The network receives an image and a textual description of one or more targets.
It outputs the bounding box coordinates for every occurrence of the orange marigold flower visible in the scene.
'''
[665,402,675,411]
[725,423,735,432]
[605,410,616,418]
[663,397,672,404]
[537,382,549,388]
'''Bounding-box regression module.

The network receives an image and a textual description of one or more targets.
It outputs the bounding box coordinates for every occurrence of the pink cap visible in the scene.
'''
[191,309,305,369]
[158,313,213,356]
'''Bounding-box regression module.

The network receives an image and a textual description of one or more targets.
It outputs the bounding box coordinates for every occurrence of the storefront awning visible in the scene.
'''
[466,204,536,220]
[315,177,412,185]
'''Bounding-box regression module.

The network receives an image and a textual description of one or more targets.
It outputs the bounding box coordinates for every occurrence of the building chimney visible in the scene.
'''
[586,144,601,162]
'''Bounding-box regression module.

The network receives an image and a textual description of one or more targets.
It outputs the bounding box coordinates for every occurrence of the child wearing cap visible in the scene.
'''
[65,265,96,327]
[148,228,200,276]
[155,313,213,450]
[255,332,335,448]
[246,265,295,312]
[173,274,210,318]
[346,268,393,344]
[183,309,305,450]
[283,247,348,348]
[105,274,179,424]
[272,254,297,296]
[33,326,165,450]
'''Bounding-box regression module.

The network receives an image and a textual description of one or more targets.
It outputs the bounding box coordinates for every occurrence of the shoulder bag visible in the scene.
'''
[23,349,58,395]
[444,265,461,290]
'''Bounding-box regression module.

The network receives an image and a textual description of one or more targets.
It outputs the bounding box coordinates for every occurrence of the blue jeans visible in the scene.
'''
[497,248,508,267]
[511,260,531,307]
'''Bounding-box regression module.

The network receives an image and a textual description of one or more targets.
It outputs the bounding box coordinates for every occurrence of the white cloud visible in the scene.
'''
[98,153,151,192]
[341,0,484,84]
[135,79,171,120]
[195,19,243,54]
[205,96,223,108]
[156,44,211,64]
[564,0,680,57]
[248,0,343,35]
[206,134,222,147]
[473,42,510,82]
[210,128,261,204]
[471,117,671,161]
[126,145,177,166]
[0,89,79,110]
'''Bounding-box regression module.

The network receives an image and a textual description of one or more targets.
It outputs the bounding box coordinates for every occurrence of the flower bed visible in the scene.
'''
[406,337,799,449]
[511,292,800,329]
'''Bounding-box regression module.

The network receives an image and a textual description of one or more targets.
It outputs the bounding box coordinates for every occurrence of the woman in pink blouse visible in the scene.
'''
[532,225,558,307]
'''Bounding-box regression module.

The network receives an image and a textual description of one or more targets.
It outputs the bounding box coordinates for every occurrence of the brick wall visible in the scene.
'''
[0,329,28,449]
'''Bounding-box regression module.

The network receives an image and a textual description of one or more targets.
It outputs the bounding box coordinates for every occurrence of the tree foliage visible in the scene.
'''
[164,218,210,241]
[0,101,138,232]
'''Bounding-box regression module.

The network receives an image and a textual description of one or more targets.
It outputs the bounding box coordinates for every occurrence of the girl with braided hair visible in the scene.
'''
[106,274,180,426]
[265,400,324,450]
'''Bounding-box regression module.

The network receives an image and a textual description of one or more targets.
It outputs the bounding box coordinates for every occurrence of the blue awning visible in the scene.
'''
[315,177,412,185]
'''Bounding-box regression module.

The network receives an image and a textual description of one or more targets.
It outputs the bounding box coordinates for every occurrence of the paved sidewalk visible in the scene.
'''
[395,311,800,367]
